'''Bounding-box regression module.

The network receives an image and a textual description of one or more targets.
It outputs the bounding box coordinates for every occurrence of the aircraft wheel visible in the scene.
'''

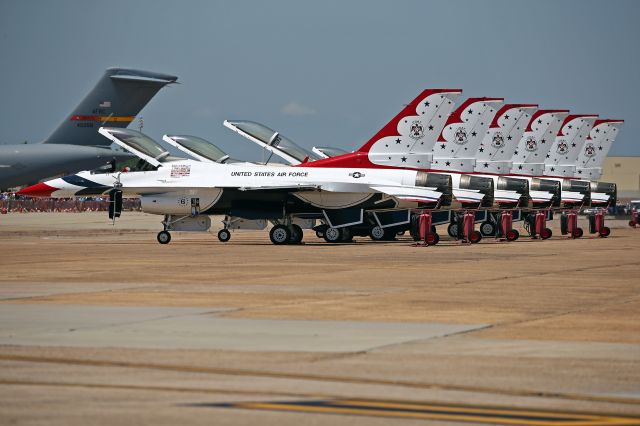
[270,225,291,245]
[469,230,482,244]
[315,230,325,238]
[289,224,304,244]
[447,222,458,238]
[540,227,553,240]
[323,227,342,243]
[426,232,440,246]
[369,225,385,241]
[479,221,496,236]
[572,227,583,239]
[217,229,231,243]
[506,229,519,242]
[157,231,171,245]
[341,227,353,242]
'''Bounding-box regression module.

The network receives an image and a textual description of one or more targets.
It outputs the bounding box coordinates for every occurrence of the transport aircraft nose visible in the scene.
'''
[16,182,57,197]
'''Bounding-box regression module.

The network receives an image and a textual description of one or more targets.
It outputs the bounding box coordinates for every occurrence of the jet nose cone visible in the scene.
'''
[16,182,57,197]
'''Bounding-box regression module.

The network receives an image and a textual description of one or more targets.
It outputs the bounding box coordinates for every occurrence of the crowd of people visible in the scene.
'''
[0,192,141,213]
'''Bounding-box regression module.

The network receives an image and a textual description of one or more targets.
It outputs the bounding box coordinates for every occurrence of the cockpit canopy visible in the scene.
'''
[224,120,322,164]
[164,135,234,163]
[100,127,171,165]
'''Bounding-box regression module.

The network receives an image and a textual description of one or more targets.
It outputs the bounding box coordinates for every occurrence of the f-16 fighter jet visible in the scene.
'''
[19,127,455,245]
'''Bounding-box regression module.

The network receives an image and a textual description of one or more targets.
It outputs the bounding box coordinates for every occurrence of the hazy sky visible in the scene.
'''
[1,0,638,161]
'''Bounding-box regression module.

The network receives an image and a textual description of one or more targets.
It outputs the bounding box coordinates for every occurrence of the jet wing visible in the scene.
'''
[238,184,320,191]
[369,185,442,203]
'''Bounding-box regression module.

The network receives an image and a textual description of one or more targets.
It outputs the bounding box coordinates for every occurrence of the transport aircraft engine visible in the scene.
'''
[459,175,494,207]
[415,172,452,206]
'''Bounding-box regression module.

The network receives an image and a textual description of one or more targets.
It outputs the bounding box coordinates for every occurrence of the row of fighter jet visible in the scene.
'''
[17,80,623,245]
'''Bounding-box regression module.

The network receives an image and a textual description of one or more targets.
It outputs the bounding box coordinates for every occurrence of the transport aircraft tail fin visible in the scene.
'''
[43,67,177,146]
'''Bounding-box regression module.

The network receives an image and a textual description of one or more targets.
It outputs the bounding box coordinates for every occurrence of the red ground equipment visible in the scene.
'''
[588,209,610,237]
[534,210,552,240]
[458,211,482,244]
[418,212,439,246]
[499,210,519,242]
[630,209,639,228]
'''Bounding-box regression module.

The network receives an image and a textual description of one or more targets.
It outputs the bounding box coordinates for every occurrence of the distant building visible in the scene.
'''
[601,156,640,200]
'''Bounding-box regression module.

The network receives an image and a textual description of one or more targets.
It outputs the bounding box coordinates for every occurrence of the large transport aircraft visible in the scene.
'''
[0,68,177,190]
[18,126,480,245]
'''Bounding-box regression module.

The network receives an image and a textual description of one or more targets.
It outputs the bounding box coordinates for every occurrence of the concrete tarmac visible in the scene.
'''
[0,212,639,425]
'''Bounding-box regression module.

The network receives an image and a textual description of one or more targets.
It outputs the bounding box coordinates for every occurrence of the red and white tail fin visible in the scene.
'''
[303,89,462,169]
[574,119,624,179]
[431,97,503,172]
[544,114,598,177]
[474,104,538,174]
[511,110,570,176]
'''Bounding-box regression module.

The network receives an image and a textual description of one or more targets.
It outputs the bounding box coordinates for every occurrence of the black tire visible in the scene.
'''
[447,222,458,238]
[341,227,353,242]
[289,224,304,244]
[369,225,386,241]
[541,227,552,240]
[479,221,496,237]
[157,231,171,244]
[599,226,611,238]
[217,229,231,243]
[270,225,291,245]
[315,230,324,239]
[426,232,440,246]
[323,227,343,243]
[573,227,583,239]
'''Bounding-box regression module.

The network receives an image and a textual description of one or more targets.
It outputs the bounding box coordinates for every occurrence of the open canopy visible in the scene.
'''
[99,127,170,167]
[224,120,321,165]
[163,135,234,163]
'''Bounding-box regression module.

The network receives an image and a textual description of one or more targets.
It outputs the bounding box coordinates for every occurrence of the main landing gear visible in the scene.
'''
[157,230,171,244]
[269,223,305,245]
[217,229,231,242]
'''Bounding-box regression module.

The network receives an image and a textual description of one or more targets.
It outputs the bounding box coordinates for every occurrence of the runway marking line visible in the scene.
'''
[210,399,640,426]
[221,400,640,425]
